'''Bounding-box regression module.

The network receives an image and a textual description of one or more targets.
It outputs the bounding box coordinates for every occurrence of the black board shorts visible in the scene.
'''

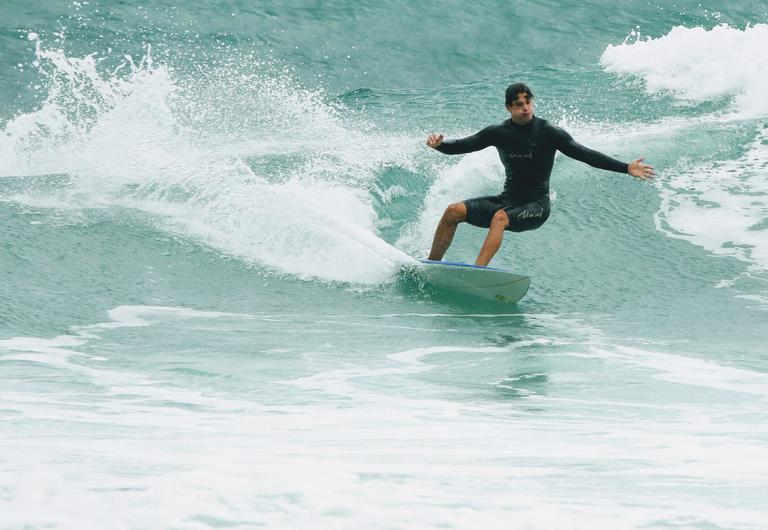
[463,194,550,232]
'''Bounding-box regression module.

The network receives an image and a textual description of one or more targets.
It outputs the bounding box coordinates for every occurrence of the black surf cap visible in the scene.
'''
[505,83,534,104]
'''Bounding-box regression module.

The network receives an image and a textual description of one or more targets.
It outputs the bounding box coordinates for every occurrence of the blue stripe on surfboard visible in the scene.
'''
[419,259,510,273]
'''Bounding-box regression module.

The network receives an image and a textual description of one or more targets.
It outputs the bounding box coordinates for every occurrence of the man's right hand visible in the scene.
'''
[426,134,444,149]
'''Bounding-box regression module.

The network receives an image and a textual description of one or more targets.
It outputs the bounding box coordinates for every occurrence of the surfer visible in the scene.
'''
[426,83,655,266]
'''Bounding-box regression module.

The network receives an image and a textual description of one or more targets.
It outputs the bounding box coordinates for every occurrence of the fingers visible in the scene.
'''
[642,163,656,177]
[426,133,444,148]
[630,157,656,180]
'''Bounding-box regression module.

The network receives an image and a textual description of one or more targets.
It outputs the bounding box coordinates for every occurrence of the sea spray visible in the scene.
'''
[1,37,419,284]
[600,24,768,117]
[600,24,768,276]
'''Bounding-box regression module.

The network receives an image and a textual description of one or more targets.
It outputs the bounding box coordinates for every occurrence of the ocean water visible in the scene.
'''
[1,1,767,528]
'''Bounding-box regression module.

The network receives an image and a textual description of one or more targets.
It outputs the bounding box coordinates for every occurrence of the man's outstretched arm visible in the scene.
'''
[556,129,655,180]
[426,128,493,155]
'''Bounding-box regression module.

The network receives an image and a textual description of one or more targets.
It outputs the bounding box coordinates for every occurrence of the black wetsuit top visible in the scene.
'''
[435,116,628,203]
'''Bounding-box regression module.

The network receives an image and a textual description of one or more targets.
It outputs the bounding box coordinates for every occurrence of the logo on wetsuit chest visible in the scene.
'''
[508,151,534,160]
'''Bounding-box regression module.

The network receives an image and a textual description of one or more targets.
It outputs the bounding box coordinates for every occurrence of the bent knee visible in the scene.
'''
[443,202,467,222]
[491,209,509,227]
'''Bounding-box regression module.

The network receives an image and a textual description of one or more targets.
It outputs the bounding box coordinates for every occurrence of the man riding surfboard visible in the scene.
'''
[426,83,655,266]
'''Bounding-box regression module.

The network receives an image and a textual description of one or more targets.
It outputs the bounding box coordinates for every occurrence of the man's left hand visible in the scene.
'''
[628,158,656,180]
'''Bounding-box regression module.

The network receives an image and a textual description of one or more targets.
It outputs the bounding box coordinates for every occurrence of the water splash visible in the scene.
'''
[600,24,768,118]
[601,24,768,281]
[1,36,418,284]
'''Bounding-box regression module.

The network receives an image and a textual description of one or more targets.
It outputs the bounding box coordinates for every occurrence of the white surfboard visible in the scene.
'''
[415,260,530,303]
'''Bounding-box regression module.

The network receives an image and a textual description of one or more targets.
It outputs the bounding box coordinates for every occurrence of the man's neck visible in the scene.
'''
[508,115,534,127]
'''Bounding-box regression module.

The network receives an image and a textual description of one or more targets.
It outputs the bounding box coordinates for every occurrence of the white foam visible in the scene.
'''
[563,28,768,282]
[601,24,768,118]
[0,305,261,414]
[591,345,768,397]
[3,307,768,529]
[0,40,418,284]
[655,126,768,271]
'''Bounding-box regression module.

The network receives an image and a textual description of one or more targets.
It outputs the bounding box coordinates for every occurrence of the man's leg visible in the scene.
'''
[475,210,509,266]
[428,202,467,261]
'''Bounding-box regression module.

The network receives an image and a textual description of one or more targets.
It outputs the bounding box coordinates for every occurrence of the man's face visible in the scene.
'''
[506,93,534,125]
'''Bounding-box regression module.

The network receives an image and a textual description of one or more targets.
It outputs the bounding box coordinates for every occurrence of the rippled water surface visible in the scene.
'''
[1,1,767,529]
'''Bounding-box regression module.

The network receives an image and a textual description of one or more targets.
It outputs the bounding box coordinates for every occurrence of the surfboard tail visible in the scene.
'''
[413,260,530,304]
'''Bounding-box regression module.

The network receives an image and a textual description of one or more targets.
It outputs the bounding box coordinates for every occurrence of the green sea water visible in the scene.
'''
[1,1,767,529]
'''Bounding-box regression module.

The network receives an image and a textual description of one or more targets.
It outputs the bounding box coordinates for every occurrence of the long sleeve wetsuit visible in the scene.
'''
[435,116,628,204]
